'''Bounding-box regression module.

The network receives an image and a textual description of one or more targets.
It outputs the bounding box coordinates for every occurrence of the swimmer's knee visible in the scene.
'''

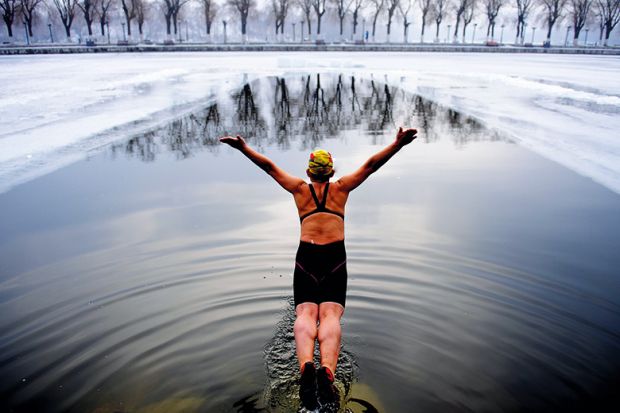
[296,302,319,319]
[318,302,344,321]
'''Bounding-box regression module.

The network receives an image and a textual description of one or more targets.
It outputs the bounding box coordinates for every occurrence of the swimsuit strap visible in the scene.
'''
[320,183,330,209]
[308,183,322,209]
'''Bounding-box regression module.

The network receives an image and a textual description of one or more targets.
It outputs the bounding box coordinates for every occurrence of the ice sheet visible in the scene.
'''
[0,52,619,194]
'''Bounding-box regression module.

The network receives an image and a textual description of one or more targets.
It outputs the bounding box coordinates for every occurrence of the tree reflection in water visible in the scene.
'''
[109,73,502,162]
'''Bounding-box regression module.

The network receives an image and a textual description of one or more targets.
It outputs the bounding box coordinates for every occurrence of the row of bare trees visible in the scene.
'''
[1,0,619,45]
[112,74,494,162]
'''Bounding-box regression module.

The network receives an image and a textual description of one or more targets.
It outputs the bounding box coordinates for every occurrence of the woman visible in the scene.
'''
[220,126,417,410]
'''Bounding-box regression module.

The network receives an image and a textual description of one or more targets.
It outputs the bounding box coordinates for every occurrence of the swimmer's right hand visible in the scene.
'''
[396,127,418,146]
[219,135,247,149]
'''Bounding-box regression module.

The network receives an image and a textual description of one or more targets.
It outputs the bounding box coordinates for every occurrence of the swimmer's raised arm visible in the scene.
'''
[220,135,305,194]
[337,127,417,193]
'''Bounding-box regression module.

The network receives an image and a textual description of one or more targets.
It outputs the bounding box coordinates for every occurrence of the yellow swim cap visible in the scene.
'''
[308,149,333,176]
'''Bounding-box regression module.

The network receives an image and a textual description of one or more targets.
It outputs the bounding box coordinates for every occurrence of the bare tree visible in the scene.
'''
[276,0,289,40]
[419,0,433,41]
[312,0,326,38]
[272,0,279,36]
[462,0,475,41]
[453,0,469,41]
[515,0,534,43]
[1,0,19,38]
[201,0,217,40]
[569,0,591,44]
[385,0,399,42]
[540,0,568,42]
[351,0,365,39]
[333,0,352,40]
[162,0,174,36]
[398,0,412,42]
[135,0,148,38]
[97,0,112,36]
[368,0,384,41]
[229,0,253,42]
[171,0,189,38]
[596,0,620,45]
[433,0,450,41]
[297,0,312,36]
[120,0,137,38]
[20,0,43,37]
[77,0,97,36]
[484,0,503,39]
[53,0,78,38]
[161,0,189,38]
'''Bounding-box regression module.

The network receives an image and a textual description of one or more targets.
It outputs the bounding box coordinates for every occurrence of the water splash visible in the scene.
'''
[262,298,358,413]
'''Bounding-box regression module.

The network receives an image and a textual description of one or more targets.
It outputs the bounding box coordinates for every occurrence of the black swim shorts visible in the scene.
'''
[293,240,347,308]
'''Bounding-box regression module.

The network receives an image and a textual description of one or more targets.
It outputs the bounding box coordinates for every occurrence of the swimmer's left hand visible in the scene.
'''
[219,135,247,150]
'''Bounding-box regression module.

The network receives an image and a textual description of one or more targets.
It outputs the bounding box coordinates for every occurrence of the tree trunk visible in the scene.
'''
[100,18,105,36]
[3,18,13,37]
[436,22,440,38]
[126,16,132,36]
[166,15,172,35]
[317,15,322,35]
[604,23,612,46]
[339,17,344,36]
[372,13,379,38]
[64,23,71,38]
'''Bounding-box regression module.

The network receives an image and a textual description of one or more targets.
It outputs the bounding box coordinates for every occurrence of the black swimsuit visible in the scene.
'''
[294,183,348,308]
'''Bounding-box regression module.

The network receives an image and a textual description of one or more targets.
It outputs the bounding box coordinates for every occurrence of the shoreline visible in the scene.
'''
[2,42,619,55]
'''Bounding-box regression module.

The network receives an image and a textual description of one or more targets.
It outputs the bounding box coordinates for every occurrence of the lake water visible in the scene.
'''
[1,73,619,413]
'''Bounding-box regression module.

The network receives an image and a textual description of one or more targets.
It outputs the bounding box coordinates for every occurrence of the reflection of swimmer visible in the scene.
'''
[220,127,418,410]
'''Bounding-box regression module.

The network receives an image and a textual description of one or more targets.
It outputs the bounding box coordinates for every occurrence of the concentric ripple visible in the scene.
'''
[1,73,619,413]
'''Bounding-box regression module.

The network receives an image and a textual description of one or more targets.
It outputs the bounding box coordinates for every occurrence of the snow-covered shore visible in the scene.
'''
[1,51,619,194]
[1,43,619,56]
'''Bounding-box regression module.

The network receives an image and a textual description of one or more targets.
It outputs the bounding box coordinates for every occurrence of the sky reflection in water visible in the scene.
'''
[0,74,619,413]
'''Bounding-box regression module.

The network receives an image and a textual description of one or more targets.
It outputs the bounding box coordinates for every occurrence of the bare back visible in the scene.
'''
[293,180,349,245]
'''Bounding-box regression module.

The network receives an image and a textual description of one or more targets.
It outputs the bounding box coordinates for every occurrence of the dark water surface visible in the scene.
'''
[1,74,619,413]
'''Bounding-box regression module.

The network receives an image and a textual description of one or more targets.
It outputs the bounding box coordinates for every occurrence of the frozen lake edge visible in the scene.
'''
[0,52,619,195]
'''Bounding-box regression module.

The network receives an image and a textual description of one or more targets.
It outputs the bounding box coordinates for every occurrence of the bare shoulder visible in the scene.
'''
[333,176,356,194]
[331,179,353,198]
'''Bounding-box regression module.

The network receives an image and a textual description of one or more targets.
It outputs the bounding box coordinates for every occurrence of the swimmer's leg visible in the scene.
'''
[317,302,344,373]
[294,302,319,369]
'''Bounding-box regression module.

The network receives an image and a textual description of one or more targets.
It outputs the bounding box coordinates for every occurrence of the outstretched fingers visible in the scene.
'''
[219,135,246,149]
[396,127,418,145]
